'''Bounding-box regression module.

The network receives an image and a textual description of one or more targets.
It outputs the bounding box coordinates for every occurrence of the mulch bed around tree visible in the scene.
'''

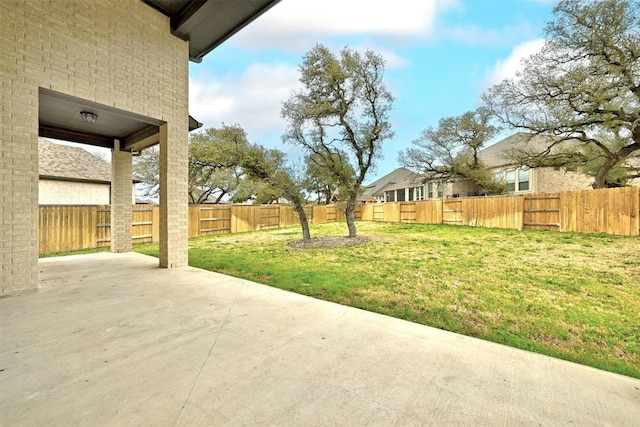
[287,235,371,249]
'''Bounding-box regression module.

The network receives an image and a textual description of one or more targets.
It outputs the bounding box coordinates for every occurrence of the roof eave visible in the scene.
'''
[142,0,281,64]
[189,1,280,63]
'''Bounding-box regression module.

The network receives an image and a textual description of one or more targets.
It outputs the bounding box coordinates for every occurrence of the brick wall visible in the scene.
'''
[1,0,189,294]
[535,167,593,193]
[449,180,482,197]
[111,141,132,253]
[159,123,189,268]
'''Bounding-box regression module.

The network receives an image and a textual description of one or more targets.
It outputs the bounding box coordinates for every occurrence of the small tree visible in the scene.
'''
[483,0,640,188]
[282,44,394,237]
[399,107,506,194]
[240,144,312,241]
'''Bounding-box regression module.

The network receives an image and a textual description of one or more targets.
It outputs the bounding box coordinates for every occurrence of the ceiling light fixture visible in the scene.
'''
[80,111,98,124]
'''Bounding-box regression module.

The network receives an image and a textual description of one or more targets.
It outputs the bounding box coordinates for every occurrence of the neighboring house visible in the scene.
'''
[360,167,425,203]
[422,132,595,199]
[39,138,137,205]
[476,132,593,195]
[367,132,606,202]
[622,156,640,187]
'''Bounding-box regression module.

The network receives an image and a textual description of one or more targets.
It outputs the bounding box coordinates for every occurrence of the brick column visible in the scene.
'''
[159,123,188,268]
[111,140,132,253]
[0,41,40,294]
[0,108,39,295]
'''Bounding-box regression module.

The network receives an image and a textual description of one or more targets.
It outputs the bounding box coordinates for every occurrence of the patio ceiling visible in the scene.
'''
[38,1,279,151]
[38,88,202,153]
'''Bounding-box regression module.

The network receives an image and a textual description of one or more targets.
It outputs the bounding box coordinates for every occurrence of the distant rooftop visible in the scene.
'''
[39,139,111,184]
[361,167,422,199]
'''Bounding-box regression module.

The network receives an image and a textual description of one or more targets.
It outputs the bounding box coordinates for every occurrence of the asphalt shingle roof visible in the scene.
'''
[39,138,111,183]
[478,132,583,168]
[361,167,422,198]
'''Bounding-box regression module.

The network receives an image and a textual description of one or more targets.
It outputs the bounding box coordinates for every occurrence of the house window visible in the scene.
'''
[427,181,443,198]
[397,189,406,202]
[499,168,530,192]
[518,168,530,191]
[385,190,395,202]
[505,170,516,192]
[414,186,424,201]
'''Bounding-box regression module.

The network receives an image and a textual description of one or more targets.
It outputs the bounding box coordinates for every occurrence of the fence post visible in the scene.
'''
[230,205,235,234]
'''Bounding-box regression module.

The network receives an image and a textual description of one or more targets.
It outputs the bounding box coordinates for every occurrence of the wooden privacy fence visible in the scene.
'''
[188,204,322,237]
[39,187,639,254]
[360,187,640,236]
[39,205,160,254]
[39,203,348,254]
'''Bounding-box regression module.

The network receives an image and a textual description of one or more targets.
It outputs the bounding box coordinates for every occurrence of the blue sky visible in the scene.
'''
[188,0,557,182]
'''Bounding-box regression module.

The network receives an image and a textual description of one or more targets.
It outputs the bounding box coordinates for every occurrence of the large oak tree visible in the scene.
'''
[483,0,640,188]
[134,124,251,204]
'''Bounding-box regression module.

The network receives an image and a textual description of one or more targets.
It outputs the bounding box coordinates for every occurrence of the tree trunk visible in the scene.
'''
[594,141,640,188]
[293,202,311,240]
[213,191,226,204]
[594,158,614,189]
[345,194,357,237]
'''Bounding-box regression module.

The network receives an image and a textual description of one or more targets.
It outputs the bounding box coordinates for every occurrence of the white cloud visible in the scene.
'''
[483,38,545,89]
[232,0,450,50]
[377,49,409,69]
[445,21,537,46]
[189,63,301,138]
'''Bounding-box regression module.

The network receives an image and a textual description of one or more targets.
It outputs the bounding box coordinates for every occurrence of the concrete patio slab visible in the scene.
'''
[1,252,639,426]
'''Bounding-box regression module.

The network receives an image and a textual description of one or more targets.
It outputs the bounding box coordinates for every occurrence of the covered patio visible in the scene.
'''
[1,253,638,426]
[1,0,279,295]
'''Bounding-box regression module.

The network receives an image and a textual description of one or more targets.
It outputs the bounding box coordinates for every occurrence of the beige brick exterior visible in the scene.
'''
[534,167,593,193]
[1,0,189,294]
[159,123,188,268]
[448,180,482,197]
[422,166,594,200]
[111,140,132,253]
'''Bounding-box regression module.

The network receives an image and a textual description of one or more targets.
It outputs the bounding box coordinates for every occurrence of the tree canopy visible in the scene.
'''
[483,0,640,188]
[281,44,394,237]
[134,124,252,204]
[239,144,312,240]
[303,153,341,204]
[399,107,506,194]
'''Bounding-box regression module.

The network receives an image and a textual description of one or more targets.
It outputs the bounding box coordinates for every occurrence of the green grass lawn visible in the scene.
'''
[109,221,640,377]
